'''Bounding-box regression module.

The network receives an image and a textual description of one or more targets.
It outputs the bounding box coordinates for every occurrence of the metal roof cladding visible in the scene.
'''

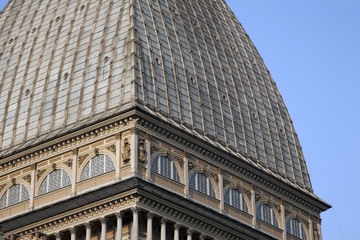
[0,0,312,193]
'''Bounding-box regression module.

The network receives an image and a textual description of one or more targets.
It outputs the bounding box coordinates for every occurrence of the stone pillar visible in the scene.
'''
[132,208,140,240]
[184,152,189,197]
[116,212,124,240]
[145,134,151,180]
[147,212,153,240]
[251,185,256,228]
[161,218,167,240]
[84,222,92,240]
[280,200,287,240]
[115,134,121,180]
[218,169,224,212]
[100,217,107,240]
[71,149,78,194]
[317,218,322,240]
[187,229,193,240]
[309,217,314,240]
[174,224,180,240]
[70,227,77,240]
[130,130,139,175]
[29,164,36,208]
[55,232,62,240]
[199,234,206,240]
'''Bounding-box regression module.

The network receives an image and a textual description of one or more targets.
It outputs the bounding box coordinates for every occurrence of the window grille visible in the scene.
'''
[224,188,248,213]
[39,169,71,195]
[80,154,115,181]
[189,172,215,198]
[287,218,307,240]
[0,184,29,209]
[151,155,180,182]
[256,203,279,227]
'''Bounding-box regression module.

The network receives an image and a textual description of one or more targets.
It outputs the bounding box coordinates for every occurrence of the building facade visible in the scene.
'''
[0,0,330,239]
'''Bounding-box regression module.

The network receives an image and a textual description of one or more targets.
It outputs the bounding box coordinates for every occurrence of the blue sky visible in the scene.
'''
[0,0,358,239]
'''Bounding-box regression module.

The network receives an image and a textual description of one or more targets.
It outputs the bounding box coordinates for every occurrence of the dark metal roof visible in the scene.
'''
[0,0,312,192]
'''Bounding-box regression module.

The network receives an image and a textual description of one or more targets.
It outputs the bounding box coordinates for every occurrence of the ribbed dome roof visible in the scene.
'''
[0,0,312,192]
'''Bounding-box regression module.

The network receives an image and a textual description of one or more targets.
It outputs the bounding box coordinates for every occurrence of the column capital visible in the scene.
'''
[147,212,154,219]
[131,207,141,213]
[161,218,168,224]
[54,232,63,239]
[174,223,181,230]
[100,217,108,224]
[187,229,193,236]
[115,211,124,218]
[70,227,77,234]
[199,234,207,240]
[84,222,93,229]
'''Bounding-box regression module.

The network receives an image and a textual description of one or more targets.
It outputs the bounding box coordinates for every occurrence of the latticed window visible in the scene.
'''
[256,203,279,227]
[0,184,29,209]
[287,218,307,240]
[80,154,115,181]
[224,188,248,213]
[189,172,215,198]
[151,155,180,182]
[39,169,71,195]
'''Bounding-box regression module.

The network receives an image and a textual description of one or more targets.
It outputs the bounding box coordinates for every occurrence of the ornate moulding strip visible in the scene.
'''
[0,112,138,174]
[135,113,328,215]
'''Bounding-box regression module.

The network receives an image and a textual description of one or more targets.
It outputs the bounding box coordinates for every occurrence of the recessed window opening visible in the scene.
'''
[0,184,29,209]
[151,155,180,182]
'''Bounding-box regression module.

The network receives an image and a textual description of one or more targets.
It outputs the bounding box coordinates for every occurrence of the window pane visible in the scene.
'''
[21,185,30,201]
[63,171,71,187]
[8,184,21,206]
[81,164,90,181]
[49,170,62,192]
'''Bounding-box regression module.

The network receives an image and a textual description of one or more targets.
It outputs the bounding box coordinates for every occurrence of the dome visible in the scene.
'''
[0,0,311,192]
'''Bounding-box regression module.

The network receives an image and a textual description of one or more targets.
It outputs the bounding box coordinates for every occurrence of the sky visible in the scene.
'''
[0,0,359,239]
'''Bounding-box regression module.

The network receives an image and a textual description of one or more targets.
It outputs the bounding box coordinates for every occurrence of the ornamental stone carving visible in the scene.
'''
[106,144,116,154]
[138,139,146,164]
[23,175,31,183]
[78,154,89,166]
[122,139,131,164]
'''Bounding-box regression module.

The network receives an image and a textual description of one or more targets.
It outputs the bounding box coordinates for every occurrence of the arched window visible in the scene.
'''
[80,154,115,181]
[256,203,278,227]
[189,172,215,198]
[224,188,248,213]
[151,155,180,182]
[0,184,29,209]
[287,218,307,240]
[39,169,71,195]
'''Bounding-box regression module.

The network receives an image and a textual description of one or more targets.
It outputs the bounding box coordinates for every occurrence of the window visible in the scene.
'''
[256,203,278,227]
[224,188,248,213]
[189,172,215,198]
[0,184,29,209]
[287,218,307,240]
[80,154,115,181]
[151,155,180,182]
[39,169,71,195]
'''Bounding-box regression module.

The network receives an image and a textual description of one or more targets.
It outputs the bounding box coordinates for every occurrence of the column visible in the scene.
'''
[100,217,107,240]
[187,229,193,240]
[116,212,124,240]
[72,149,78,194]
[145,134,151,180]
[218,169,224,212]
[55,232,62,240]
[147,212,153,240]
[84,222,92,240]
[70,227,77,240]
[199,234,206,240]
[184,153,189,197]
[132,208,140,240]
[309,217,314,240]
[280,200,287,240]
[317,218,322,240]
[161,218,167,240]
[115,134,121,179]
[130,130,139,175]
[251,185,256,228]
[174,224,180,240]
[29,164,36,209]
